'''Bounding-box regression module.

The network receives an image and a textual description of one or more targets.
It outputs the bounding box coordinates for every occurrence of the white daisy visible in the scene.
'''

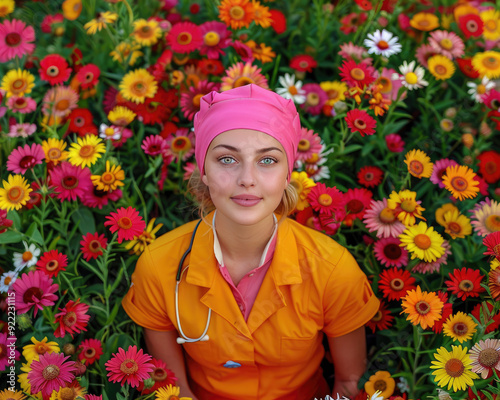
[0,271,18,293]
[364,29,402,57]
[370,391,384,400]
[392,60,428,90]
[13,241,40,271]
[275,73,306,104]
[466,76,496,103]
[99,123,122,140]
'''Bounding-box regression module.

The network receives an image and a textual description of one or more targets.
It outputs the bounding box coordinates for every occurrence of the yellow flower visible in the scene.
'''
[0,174,32,211]
[133,18,162,46]
[290,171,316,211]
[108,105,137,126]
[401,286,444,329]
[364,371,396,399]
[410,12,440,31]
[245,40,276,63]
[155,384,192,400]
[442,165,480,201]
[399,221,445,262]
[0,0,15,17]
[41,138,69,166]
[84,11,118,35]
[387,190,425,227]
[443,312,477,343]
[428,55,455,81]
[0,389,26,399]
[491,258,500,270]
[320,81,347,105]
[472,51,500,79]
[68,135,106,168]
[22,336,60,364]
[119,68,158,104]
[91,160,125,192]
[110,41,144,66]
[125,218,164,255]
[404,149,433,178]
[1,69,35,98]
[49,383,86,400]
[442,209,472,240]
[435,203,459,227]
[62,0,82,21]
[430,345,478,392]
[480,9,500,41]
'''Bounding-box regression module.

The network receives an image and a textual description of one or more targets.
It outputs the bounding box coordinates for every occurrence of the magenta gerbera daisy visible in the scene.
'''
[48,162,93,202]
[6,143,45,174]
[28,352,76,398]
[363,199,406,239]
[199,20,231,59]
[430,158,459,188]
[7,96,37,114]
[10,270,59,316]
[295,127,323,163]
[105,345,155,388]
[428,30,465,60]
[36,249,68,278]
[39,54,72,85]
[344,187,373,225]
[385,133,405,152]
[166,21,203,54]
[164,128,195,162]
[81,187,123,209]
[7,122,36,138]
[345,109,377,136]
[374,237,408,268]
[300,83,328,116]
[339,58,376,88]
[180,80,220,121]
[141,135,167,156]
[80,232,108,261]
[78,338,104,365]
[54,299,90,339]
[104,206,146,243]
[0,19,35,63]
[307,183,345,217]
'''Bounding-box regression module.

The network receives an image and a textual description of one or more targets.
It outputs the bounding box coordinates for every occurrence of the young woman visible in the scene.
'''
[122,84,380,400]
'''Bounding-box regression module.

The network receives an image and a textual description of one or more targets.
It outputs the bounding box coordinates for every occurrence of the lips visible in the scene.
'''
[231,194,262,207]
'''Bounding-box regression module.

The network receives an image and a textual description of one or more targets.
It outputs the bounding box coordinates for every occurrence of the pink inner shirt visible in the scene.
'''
[212,211,278,321]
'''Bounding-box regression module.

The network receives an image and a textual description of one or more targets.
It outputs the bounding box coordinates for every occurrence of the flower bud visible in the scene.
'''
[462,133,474,149]
[17,313,32,330]
[63,343,76,356]
[73,360,87,376]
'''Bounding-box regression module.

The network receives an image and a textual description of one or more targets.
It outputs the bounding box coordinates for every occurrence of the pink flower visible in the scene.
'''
[28,352,76,398]
[0,332,20,371]
[295,127,323,163]
[345,109,377,136]
[483,231,500,261]
[385,133,405,152]
[374,237,408,268]
[363,198,406,239]
[300,83,328,116]
[49,162,93,202]
[415,43,439,68]
[0,209,13,234]
[81,188,123,209]
[6,143,45,174]
[78,338,103,365]
[10,270,59,316]
[166,21,203,54]
[0,19,35,62]
[76,64,100,89]
[374,67,405,101]
[7,96,37,114]
[105,345,154,388]
[142,135,167,156]
[54,299,91,339]
[428,30,465,60]
[199,21,231,59]
[104,206,146,243]
[7,122,37,137]
[430,158,459,188]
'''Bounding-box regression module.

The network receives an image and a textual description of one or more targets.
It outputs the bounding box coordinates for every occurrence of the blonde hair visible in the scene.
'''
[187,167,298,222]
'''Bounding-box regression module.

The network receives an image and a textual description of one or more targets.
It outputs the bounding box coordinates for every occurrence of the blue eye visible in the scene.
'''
[260,157,276,165]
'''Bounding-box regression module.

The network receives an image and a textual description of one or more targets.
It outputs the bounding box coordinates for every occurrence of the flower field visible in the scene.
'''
[0,0,500,399]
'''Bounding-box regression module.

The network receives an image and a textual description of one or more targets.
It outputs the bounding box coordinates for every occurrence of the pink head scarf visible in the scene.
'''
[193,84,301,180]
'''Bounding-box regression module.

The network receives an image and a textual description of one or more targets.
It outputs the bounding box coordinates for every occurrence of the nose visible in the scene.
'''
[237,163,256,187]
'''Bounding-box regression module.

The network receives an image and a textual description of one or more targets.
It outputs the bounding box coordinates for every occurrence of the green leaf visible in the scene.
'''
[71,207,96,235]
[24,222,44,245]
[7,209,21,230]
[0,230,23,244]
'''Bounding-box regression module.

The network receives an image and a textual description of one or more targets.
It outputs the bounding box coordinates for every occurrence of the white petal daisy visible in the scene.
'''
[13,241,41,271]
[392,60,429,90]
[0,271,18,293]
[99,123,122,140]
[275,73,306,104]
[364,29,402,57]
[466,76,496,103]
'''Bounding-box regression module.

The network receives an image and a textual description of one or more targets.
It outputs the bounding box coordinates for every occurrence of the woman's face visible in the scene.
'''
[202,129,289,229]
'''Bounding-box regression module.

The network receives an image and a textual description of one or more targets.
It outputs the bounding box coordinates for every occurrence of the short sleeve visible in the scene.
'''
[322,247,379,337]
[121,245,175,331]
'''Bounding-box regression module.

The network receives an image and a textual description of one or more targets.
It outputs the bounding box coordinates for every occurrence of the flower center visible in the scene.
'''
[466,20,478,32]
[405,72,418,85]
[318,193,333,207]
[204,31,220,46]
[79,145,95,158]
[414,233,431,249]
[346,199,364,214]
[62,176,78,190]
[5,32,21,47]
[118,217,133,230]
[152,367,168,381]
[409,160,424,175]
[85,347,96,358]
[35,343,48,354]
[379,207,396,223]
[12,78,27,92]
[63,311,77,327]
[440,38,454,50]
[46,260,59,272]
[192,93,203,108]
[105,127,116,137]
[290,180,303,193]
[306,92,320,106]
[120,359,139,375]
[376,77,392,93]
[478,348,500,367]
[101,172,116,185]
[447,222,462,234]
[458,279,474,292]
[288,85,298,95]
[450,176,468,192]
[60,387,76,400]
[434,64,448,76]
[444,358,464,378]
[22,251,33,261]
[177,32,192,46]
[353,118,366,130]
[371,310,383,322]
[47,66,60,77]
[42,364,60,380]
[23,287,42,304]
[298,139,310,152]
[476,84,487,95]
[483,56,499,70]
[485,215,500,232]
[7,186,24,203]
[417,19,430,28]
[48,148,62,160]
[84,72,94,83]
[229,5,245,20]
[415,300,430,315]
[327,89,339,99]
[400,199,416,213]
[138,25,152,38]
[452,322,468,336]
[89,240,102,252]
[373,379,387,392]
[486,19,497,32]
[20,155,37,169]
[56,99,70,111]
[14,97,28,109]
[350,67,365,81]
[383,243,402,260]
[377,40,389,50]
[172,137,191,153]
[4,276,11,285]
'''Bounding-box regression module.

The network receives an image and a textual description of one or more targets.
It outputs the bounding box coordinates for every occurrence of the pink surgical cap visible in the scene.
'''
[193,84,301,179]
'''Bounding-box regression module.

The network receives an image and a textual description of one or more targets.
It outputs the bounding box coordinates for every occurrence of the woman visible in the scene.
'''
[122,84,379,400]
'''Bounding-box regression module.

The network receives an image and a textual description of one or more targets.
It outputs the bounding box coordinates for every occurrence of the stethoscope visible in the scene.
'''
[175,219,212,344]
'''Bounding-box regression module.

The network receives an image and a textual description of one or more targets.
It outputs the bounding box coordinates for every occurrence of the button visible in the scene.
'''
[223,361,241,368]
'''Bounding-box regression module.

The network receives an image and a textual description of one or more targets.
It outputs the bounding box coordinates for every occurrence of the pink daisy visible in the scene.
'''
[373,237,408,268]
[166,21,203,54]
[28,352,76,398]
[0,19,35,63]
[6,143,45,174]
[105,345,155,388]
[307,183,345,217]
[300,83,328,116]
[339,41,367,61]
[48,162,93,202]
[164,128,195,162]
[85,396,103,400]
[470,198,499,237]
[199,21,231,59]
[81,187,123,209]
[0,332,20,371]
[141,135,167,156]
[42,86,79,118]
[104,206,146,243]
[344,187,373,225]
[78,338,104,365]
[229,40,254,63]
[54,299,91,339]
[430,158,459,188]
[295,127,323,163]
[385,133,405,152]
[10,270,59,316]
[7,96,37,113]
[180,80,220,121]
[415,43,439,68]
[7,122,37,137]
[428,30,465,60]
[363,198,406,238]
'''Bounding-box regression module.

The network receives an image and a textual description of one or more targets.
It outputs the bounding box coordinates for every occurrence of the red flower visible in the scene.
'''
[289,54,317,73]
[104,206,146,243]
[378,267,416,301]
[131,88,173,126]
[76,64,100,89]
[346,109,377,136]
[358,166,384,188]
[445,267,486,301]
[137,357,178,395]
[340,12,368,34]
[306,183,345,217]
[198,59,224,76]
[166,21,203,54]
[0,209,13,234]
[458,14,484,39]
[39,54,72,85]
[477,150,500,184]
[78,338,104,365]
[105,345,154,388]
[432,291,453,334]
[385,133,405,152]
[483,231,500,261]
[67,108,94,135]
[54,299,90,339]
[80,232,108,261]
[365,300,394,333]
[354,0,372,10]
[456,57,480,79]
[339,59,376,88]
[471,302,500,334]
[36,249,68,278]
[343,187,373,225]
[269,9,287,34]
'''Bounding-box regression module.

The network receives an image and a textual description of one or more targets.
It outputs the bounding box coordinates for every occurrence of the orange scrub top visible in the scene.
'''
[122,212,380,400]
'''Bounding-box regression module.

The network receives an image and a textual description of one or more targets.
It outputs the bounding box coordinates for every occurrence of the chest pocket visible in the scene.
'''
[280,334,322,364]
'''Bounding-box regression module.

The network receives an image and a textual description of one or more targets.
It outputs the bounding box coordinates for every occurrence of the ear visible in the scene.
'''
[201,174,208,186]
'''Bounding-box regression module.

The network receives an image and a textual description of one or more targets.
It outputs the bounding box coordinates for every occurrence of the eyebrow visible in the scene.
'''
[212,144,284,154]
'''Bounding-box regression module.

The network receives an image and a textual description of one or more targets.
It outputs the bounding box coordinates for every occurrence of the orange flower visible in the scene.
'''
[218,0,254,30]
[401,286,444,329]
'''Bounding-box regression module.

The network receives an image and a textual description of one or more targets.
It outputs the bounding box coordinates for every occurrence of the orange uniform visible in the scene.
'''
[122,212,379,399]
